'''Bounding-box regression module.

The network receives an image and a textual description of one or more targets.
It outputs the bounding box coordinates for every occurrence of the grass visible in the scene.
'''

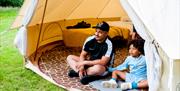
[0,7,65,91]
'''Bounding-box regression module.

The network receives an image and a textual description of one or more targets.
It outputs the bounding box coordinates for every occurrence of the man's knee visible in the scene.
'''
[66,55,79,62]
[66,55,76,66]
[94,65,106,71]
[66,55,73,61]
[87,65,106,75]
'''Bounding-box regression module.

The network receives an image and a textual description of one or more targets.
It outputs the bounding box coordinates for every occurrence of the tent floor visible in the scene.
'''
[38,45,128,91]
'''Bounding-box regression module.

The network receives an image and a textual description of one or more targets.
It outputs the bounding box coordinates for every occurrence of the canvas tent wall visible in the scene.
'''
[120,0,180,91]
[12,0,129,59]
[12,0,180,91]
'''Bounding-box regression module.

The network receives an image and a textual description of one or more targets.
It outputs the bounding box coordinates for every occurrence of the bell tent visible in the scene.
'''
[12,0,180,91]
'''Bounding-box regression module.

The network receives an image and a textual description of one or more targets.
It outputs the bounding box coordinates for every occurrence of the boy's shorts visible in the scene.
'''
[125,73,147,83]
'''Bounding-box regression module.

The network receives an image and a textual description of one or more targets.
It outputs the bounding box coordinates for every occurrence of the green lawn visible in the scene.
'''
[0,7,65,91]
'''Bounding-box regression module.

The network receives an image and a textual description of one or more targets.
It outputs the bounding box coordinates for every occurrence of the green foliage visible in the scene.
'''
[0,7,66,91]
[0,0,24,7]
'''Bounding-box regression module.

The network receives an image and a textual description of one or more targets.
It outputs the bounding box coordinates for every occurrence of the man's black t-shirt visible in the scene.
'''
[83,35,114,67]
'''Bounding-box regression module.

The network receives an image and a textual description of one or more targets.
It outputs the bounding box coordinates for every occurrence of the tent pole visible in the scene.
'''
[34,0,48,62]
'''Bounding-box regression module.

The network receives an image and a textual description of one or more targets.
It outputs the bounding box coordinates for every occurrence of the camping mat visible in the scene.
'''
[38,45,128,91]
[89,79,147,91]
[89,80,139,91]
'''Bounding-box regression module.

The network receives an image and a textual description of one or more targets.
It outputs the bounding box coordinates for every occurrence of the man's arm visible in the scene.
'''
[83,56,110,66]
[79,50,88,62]
[77,50,88,78]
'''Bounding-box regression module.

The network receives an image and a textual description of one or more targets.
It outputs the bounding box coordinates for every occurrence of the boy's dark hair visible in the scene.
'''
[128,39,145,55]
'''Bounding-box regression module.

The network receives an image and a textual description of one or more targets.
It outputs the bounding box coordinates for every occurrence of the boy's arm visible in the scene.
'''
[108,57,130,72]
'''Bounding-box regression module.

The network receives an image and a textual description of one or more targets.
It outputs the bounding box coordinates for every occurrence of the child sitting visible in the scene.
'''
[101,39,148,90]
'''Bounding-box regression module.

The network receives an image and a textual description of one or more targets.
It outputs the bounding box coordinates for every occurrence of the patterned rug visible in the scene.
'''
[38,45,128,91]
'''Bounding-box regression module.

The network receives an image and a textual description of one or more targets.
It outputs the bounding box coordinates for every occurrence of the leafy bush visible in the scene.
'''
[0,0,24,7]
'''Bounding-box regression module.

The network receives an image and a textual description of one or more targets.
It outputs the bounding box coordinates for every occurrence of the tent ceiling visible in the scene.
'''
[28,0,128,26]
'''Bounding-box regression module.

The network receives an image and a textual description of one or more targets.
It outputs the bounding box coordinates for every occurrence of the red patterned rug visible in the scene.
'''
[38,45,128,91]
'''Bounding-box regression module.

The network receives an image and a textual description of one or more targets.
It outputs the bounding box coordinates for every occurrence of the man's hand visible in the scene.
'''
[78,66,87,78]
[76,61,87,69]
[76,62,85,78]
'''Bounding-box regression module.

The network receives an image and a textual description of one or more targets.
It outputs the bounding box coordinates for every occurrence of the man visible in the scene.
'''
[66,21,114,85]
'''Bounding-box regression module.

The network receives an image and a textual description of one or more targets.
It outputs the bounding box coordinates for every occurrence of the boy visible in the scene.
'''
[101,40,148,90]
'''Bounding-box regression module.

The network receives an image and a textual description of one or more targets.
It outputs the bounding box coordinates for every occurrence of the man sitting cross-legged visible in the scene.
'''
[66,21,114,85]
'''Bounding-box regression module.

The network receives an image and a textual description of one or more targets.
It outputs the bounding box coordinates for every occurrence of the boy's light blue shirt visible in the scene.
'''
[109,55,147,82]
